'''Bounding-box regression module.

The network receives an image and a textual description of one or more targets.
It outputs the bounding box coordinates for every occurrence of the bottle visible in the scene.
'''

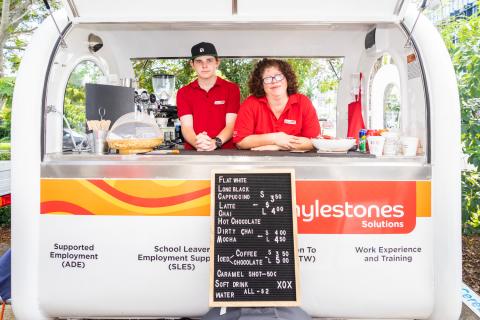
[359,129,367,153]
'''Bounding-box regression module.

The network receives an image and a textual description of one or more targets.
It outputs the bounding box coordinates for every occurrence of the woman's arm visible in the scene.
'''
[236,132,295,150]
[286,95,319,151]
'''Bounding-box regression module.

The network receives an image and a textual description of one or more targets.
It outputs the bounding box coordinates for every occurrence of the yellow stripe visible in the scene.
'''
[41,179,211,216]
[102,180,209,197]
[416,181,431,217]
[77,180,209,215]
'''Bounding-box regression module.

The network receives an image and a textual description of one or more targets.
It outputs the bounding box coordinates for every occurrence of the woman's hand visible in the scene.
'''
[290,136,314,151]
[273,132,295,150]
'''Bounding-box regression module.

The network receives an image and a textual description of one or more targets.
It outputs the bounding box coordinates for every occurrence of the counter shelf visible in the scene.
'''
[48,149,428,159]
[42,151,430,181]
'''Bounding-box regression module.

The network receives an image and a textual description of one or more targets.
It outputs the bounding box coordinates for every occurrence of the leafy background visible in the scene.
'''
[439,9,480,234]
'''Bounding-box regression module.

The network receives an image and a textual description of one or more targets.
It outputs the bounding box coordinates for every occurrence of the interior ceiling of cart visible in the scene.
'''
[84,22,374,30]
[71,23,377,59]
[62,0,408,23]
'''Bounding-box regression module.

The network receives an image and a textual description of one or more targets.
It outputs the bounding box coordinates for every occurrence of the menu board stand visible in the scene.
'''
[209,169,300,307]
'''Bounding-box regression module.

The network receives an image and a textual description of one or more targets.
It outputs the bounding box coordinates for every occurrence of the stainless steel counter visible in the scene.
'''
[41,150,430,180]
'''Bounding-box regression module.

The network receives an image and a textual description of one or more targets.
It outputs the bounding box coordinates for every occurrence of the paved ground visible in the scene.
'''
[0,307,477,320]
[2,305,13,320]
[462,303,480,320]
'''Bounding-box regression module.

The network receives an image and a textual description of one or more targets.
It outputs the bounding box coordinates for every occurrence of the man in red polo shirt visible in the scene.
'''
[176,42,240,151]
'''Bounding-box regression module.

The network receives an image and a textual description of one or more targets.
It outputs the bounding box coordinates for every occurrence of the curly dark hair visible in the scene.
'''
[248,58,298,97]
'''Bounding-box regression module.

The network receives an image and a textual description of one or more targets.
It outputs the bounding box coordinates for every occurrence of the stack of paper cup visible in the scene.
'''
[381,131,400,156]
[367,136,386,156]
[400,137,419,156]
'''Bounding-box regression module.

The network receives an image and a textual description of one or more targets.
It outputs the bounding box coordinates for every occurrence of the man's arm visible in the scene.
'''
[213,113,237,145]
[181,114,238,151]
[180,115,200,149]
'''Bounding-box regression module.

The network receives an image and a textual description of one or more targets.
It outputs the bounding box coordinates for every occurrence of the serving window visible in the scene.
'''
[367,54,401,130]
[42,22,428,160]
[132,57,344,138]
[63,60,104,152]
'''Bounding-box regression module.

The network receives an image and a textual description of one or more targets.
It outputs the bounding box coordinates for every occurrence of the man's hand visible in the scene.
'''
[195,132,216,151]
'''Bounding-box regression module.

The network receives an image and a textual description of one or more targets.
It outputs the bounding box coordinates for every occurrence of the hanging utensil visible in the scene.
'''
[98,107,106,121]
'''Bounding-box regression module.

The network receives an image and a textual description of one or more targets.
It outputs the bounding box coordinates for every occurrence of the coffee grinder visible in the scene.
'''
[151,74,180,147]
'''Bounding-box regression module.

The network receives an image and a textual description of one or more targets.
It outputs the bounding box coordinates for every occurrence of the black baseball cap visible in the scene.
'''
[191,42,218,60]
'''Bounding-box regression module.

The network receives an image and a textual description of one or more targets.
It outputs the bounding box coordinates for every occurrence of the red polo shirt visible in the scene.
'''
[177,77,240,149]
[233,93,320,144]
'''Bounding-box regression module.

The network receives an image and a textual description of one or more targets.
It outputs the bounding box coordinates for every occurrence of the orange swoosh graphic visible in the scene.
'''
[41,201,93,215]
[87,180,210,208]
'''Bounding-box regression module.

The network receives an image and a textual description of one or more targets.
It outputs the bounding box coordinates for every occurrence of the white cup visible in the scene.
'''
[367,136,386,156]
[381,131,400,156]
[401,137,419,156]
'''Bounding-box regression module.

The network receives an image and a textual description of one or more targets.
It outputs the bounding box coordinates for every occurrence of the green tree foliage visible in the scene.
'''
[287,58,318,97]
[0,205,10,226]
[64,86,86,131]
[218,58,256,100]
[439,9,480,234]
[133,57,341,103]
[462,170,480,234]
[1,0,61,76]
[0,76,13,139]
[132,59,196,94]
[0,0,61,142]
[64,61,104,132]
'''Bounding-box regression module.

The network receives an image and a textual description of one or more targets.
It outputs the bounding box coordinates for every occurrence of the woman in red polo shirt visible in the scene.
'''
[233,58,320,151]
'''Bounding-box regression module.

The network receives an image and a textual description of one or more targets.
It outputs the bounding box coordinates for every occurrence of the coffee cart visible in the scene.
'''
[11,0,461,319]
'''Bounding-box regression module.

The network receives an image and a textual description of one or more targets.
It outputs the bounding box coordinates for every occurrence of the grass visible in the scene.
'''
[0,206,10,227]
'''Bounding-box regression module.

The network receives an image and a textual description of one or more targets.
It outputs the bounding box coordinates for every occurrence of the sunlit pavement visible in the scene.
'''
[461,303,480,320]
[1,306,478,320]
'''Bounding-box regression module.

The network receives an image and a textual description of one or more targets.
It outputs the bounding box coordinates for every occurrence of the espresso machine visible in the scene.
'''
[150,74,182,147]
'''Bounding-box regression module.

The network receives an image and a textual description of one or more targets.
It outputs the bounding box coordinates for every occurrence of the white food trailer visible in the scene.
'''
[11,0,461,319]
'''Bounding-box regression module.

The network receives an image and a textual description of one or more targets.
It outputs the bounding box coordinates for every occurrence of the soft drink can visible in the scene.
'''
[359,129,367,153]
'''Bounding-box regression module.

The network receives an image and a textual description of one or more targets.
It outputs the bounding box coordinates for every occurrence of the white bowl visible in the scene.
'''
[311,138,356,152]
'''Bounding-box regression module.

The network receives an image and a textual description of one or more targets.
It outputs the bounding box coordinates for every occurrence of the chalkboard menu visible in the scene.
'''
[209,170,300,307]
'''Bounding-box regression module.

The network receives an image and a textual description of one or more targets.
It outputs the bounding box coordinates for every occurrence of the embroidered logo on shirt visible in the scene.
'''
[284,119,296,125]
[214,100,226,105]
